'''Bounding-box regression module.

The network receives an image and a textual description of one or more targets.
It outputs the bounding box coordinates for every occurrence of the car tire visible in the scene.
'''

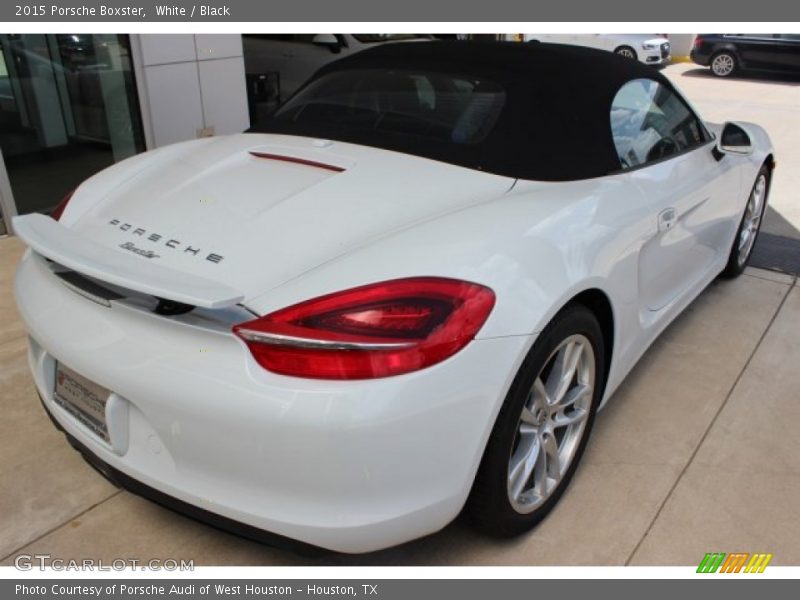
[614,46,638,60]
[467,303,605,537]
[710,51,738,77]
[721,165,770,279]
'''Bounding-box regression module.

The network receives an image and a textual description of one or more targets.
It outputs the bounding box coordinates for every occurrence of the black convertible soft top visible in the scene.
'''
[254,41,677,181]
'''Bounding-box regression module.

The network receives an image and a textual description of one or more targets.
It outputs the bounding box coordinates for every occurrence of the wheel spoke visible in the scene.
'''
[532,434,549,495]
[552,383,591,428]
[547,341,583,404]
[752,177,766,213]
[555,381,591,411]
[552,406,589,428]
[509,435,539,499]
[755,178,766,200]
[739,228,751,251]
[532,377,551,406]
[519,406,538,426]
[542,432,561,485]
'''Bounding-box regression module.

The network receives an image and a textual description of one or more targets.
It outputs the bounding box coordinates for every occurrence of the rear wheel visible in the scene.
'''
[467,304,605,536]
[614,46,638,60]
[721,165,770,278]
[710,51,737,77]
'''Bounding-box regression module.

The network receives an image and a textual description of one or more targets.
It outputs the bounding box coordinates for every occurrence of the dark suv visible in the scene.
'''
[691,34,800,77]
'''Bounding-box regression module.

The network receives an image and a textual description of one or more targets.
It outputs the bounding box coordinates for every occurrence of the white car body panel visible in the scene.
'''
[239,131,767,406]
[51,134,514,304]
[17,253,533,552]
[524,34,671,65]
[12,70,773,553]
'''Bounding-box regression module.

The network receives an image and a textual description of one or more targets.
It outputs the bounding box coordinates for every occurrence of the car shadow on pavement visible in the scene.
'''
[679,66,800,86]
[752,207,800,276]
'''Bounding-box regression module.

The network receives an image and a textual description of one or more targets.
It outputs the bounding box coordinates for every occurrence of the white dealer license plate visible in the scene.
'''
[54,363,111,442]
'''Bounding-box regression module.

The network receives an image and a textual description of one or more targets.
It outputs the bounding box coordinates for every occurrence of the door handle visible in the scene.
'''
[658,207,677,232]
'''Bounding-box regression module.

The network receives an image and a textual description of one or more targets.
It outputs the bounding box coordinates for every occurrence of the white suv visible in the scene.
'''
[523,34,671,66]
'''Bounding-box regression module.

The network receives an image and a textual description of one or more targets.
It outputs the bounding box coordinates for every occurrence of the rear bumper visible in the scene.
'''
[15,251,531,553]
[39,399,321,554]
[690,48,711,66]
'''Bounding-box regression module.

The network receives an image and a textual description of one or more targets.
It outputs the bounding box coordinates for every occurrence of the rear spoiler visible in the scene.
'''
[12,214,244,309]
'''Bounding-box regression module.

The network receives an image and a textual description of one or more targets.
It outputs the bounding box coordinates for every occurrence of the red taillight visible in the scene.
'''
[50,189,75,221]
[233,277,496,379]
[693,36,704,48]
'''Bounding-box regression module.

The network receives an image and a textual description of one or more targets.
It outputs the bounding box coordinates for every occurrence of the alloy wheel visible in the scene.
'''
[711,53,735,77]
[616,47,636,59]
[507,334,595,513]
[737,173,767,267]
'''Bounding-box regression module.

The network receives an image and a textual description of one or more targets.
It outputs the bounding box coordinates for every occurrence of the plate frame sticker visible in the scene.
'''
[53,363,111,443]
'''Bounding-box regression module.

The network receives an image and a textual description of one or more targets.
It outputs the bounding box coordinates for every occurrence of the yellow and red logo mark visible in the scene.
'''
[697,552,773,573]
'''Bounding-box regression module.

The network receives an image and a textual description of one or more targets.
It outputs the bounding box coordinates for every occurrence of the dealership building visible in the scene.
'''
[0,34,250,235]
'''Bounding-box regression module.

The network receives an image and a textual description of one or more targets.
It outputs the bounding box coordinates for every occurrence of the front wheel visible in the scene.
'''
[721,166,770,278]
[467,304,605,536]
[614,46,638,60]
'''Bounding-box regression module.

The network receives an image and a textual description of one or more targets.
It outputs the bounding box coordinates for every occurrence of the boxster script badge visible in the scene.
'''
[118,242,160,259]
[109,219,224,264]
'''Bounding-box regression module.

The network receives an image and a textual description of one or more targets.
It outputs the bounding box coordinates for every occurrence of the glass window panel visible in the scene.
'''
[610,78,707,169]
[0,34,145,216]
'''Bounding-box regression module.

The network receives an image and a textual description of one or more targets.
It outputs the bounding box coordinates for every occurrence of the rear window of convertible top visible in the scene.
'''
[272,69,506,146]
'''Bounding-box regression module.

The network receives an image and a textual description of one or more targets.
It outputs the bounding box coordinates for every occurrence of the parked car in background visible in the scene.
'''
[523,34,671,66]
[691,34,800,77]
[243,34,431,103]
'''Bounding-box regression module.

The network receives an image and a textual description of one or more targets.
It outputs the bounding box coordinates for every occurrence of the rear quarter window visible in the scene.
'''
[273,69,506,145]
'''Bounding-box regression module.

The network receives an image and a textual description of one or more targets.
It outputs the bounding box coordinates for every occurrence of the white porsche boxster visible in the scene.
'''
[13,42,773,553]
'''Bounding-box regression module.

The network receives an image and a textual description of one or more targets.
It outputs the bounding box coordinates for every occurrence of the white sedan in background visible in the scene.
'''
[13,41,772,553]
[524,33,671,66]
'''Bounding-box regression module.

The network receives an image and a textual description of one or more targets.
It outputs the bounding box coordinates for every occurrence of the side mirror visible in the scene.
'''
[713,122,753,160]
[312,34,341,52]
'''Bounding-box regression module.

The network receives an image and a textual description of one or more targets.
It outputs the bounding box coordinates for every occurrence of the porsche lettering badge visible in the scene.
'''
[109,219,224,264]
